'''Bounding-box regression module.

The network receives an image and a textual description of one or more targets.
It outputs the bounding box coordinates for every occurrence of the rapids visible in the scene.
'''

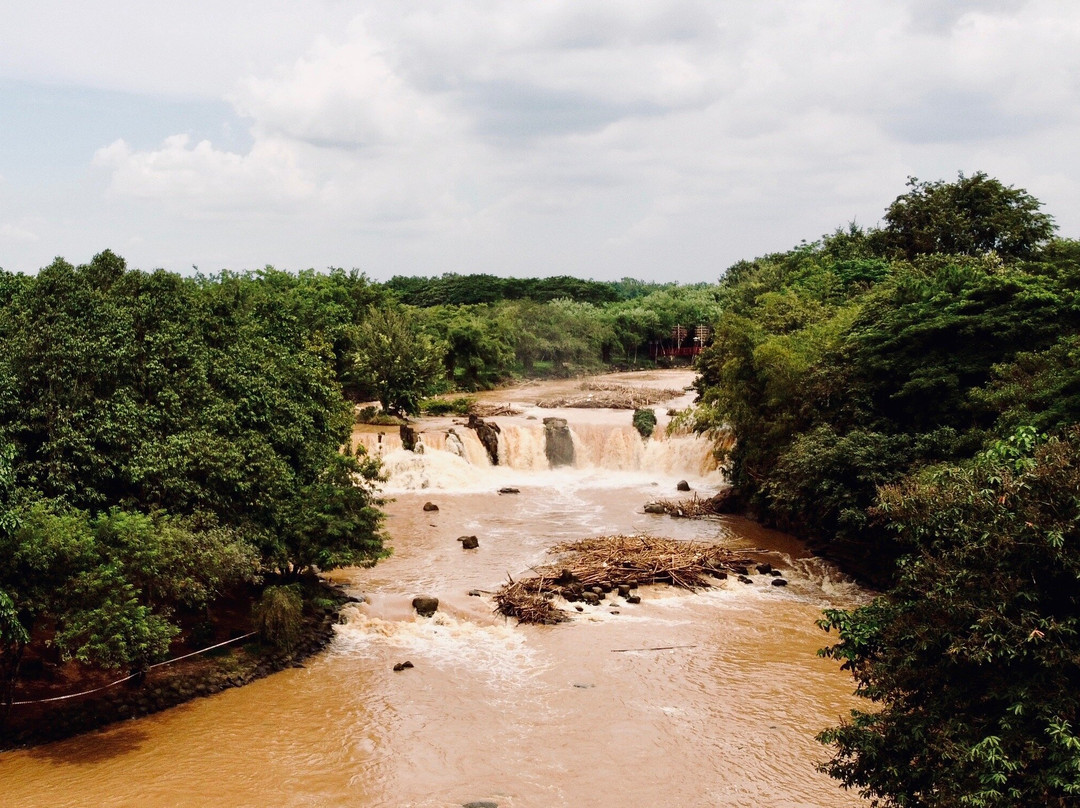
[0,371,867,807]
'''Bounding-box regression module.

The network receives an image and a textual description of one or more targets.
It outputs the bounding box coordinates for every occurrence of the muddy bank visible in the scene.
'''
[1,582,349,750]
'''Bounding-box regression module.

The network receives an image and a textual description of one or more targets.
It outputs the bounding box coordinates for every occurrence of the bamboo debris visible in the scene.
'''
[495,575,567,625]
[645,495,725,518]
[469,403,522,417]
[535,382,682,410]
[494,535,752,624]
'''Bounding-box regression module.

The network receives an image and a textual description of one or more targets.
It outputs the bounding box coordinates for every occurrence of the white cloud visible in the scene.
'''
[93,135,317,213]
[4,0,1080,278]
[0,221,40,244]
[233,19,463,149]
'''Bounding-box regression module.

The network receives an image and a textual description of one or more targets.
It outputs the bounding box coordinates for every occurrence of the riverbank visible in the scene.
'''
[1,581,350,750]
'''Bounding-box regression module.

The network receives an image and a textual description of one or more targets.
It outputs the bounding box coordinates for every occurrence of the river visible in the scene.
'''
[0,371,867,807]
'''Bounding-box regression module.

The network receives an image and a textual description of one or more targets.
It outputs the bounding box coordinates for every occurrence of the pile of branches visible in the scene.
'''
[644,494,727,518]
[494,535,753,624]
[469,402,522,417]
[536,382,682,409]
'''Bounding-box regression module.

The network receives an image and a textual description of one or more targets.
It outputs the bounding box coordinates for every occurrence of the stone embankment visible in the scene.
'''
[1,583,349,750]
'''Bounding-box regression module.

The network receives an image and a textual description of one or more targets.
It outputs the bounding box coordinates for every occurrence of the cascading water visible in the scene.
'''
[355,415,722,492]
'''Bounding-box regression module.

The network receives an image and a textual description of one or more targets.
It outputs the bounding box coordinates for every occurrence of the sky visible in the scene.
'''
[1,0,1078,283]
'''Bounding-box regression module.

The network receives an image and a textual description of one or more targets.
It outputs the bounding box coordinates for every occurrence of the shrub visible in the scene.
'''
[420,396,475,416]
[252,585,304,651]
[355,405,405,426]
[633,408,658,439]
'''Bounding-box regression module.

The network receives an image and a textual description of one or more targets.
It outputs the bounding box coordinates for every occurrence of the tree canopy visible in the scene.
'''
[819,428,1080,806]
[0,253,388,706]
[877,172,1056,260]
[690,173,1080,804]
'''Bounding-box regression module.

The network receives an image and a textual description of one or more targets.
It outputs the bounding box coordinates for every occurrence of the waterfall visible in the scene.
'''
[497,424,548,470]
[361,417,721,491]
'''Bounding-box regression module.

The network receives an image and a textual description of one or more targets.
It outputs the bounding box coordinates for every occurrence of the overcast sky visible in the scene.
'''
[1,1,1078,282]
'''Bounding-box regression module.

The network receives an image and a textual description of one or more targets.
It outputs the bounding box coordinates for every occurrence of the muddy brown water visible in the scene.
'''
[0,371,867,807]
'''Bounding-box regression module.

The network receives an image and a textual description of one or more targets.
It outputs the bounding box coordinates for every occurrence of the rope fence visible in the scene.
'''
[9,631,259,706]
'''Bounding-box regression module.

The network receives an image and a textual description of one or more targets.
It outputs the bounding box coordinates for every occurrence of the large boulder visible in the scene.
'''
[467,414,501,465]
[412,596,439,617]
[707,485,739,514]
[422,501,439,512]
[543,417,575,467]
[458,535,479,550]
[399,424,418,452]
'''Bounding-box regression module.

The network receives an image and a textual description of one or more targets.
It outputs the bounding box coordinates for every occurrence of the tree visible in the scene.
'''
[0,253,393,708]
[877,172,1056,260]
[352,306,445,416]
[420,305,513,390]
[818,427,1080,806]
[0,501,259,708]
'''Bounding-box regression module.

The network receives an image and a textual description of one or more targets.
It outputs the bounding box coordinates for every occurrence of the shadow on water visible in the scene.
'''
[23,720,154,766]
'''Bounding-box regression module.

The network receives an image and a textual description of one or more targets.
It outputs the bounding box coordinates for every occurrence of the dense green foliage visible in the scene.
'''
[695,176,1079,581]
[632,408,657,439]
[395,285,719,390]
[384,272,622,306]
[819,428,1080,806]
[352,306,445,416]
[0,253,387,705]
[692,173,1080,803]
[253,585,305,651]
[876,172,1056,261]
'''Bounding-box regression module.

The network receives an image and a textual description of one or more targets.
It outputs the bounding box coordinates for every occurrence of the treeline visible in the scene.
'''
[696,173,1079,580]
[342,277,721,409]
[0,256,388,709]
[407,285,720,392]
[384,272,623,306]
[693,173,1080,803]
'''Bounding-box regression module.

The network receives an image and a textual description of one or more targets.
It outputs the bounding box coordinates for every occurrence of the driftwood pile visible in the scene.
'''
[643,494,724,518]
[494,535,754,624]
[469,402,522,417]
[643,486,737,518]
[536,382,682,410]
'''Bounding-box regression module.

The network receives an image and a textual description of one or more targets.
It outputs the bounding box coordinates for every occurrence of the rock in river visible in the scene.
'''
[467,414,501,465]
[458,535,479,550]
[543,417,575,467]
[412,596,439,617]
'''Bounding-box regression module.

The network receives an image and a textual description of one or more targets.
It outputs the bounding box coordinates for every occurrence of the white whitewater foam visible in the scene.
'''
[332,605,544,685]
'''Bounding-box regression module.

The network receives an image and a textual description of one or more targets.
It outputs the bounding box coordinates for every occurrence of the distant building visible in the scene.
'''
[649,324,711,359]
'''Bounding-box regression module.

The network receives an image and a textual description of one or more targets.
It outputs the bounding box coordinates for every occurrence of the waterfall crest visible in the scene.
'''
[354,418,721,491]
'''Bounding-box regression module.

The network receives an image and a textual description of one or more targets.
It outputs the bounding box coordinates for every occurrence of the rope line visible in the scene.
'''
[10,631,259,706]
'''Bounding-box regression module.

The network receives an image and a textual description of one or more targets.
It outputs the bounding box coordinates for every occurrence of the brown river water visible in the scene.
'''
[0,371,867,807]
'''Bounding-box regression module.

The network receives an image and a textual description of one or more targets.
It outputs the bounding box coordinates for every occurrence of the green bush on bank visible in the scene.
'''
[253,585,304,652]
